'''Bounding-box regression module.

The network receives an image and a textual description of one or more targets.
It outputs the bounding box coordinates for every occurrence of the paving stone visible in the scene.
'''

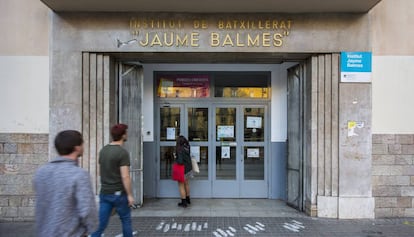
[2,217,414,237]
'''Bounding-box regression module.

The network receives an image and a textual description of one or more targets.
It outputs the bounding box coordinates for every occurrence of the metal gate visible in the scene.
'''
[119,63,144,206]
[286,63,304,210]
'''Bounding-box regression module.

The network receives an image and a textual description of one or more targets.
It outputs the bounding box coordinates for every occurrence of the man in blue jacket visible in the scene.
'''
[33,130,98,237]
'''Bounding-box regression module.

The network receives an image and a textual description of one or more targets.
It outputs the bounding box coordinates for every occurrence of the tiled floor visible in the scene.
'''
[132,198,306,218]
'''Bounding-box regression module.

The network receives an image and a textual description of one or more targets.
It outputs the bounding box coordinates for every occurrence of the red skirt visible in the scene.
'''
[171,163,185,182]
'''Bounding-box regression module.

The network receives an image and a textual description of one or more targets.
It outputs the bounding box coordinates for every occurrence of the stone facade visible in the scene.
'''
[0,133,48,221]
[372,134,414,217]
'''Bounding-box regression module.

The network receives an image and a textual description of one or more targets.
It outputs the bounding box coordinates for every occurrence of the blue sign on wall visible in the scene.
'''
[341,52,372,82]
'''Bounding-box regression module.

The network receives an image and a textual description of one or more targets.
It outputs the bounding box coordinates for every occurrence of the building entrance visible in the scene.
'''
[156,71,270,198]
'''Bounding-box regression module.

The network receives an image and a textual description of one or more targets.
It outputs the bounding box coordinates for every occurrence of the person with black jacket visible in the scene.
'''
[175,135,193,208]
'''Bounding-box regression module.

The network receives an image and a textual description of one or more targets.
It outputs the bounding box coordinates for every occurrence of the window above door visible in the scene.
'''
[155,71,270,99]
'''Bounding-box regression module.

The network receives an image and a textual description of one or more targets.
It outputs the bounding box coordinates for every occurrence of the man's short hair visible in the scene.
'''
[111,124,128,141]
[54,130,83,156]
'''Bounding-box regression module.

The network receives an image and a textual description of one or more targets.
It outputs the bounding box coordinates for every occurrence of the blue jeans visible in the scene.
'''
[91,193,132,237]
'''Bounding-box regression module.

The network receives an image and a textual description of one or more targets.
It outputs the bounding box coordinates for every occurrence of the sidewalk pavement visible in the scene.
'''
[2,199,414,237]
[2,216,414,237]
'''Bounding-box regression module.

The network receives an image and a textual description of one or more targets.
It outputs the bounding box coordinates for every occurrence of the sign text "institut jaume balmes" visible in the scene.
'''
[129,18,292,48]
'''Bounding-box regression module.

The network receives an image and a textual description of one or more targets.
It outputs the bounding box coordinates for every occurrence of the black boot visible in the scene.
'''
[186,196,191,205]
[178,199,187,208]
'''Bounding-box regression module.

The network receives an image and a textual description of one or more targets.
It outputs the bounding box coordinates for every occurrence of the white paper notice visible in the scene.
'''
[247,148,260,158]
[246,117,262,128]
[190,146,200,162]
[166,127,176,140]
[347,121,364,137]
[217,126,234,138]
[221,146,230,159]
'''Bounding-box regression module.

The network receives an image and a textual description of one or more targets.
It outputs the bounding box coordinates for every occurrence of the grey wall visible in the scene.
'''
[143,142,157,198]
[372,134,414,218]
[50,12,370,53]
[0,133,49,221]
[270,142,287,200]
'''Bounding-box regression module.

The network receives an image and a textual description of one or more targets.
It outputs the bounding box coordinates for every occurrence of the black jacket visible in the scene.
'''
[176,144,192,174]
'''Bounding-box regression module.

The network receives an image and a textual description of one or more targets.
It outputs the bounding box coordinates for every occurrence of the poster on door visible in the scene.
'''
[247,148,260,158]
[221,146,230,159]
[190,146,200,162]
[246,116,262,128]
[217,125,234,139]
[166,127,176,140]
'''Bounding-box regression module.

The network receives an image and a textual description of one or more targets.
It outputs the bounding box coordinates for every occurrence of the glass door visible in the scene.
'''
[157,104,213,197]
[186,106,211,197]
[213,106,239,197]
[157,104,182,197]
[241,106,267,198]
[213,105,268,198]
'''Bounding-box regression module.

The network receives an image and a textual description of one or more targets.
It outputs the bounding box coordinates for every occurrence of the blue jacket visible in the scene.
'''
[33,157,98,237]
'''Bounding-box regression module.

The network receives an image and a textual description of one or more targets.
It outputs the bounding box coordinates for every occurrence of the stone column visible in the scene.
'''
[338,83,374,218]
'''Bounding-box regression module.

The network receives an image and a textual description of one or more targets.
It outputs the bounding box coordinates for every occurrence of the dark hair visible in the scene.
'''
[111,123,128,141]
[54,130,83,156]
[176,135,189,153]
